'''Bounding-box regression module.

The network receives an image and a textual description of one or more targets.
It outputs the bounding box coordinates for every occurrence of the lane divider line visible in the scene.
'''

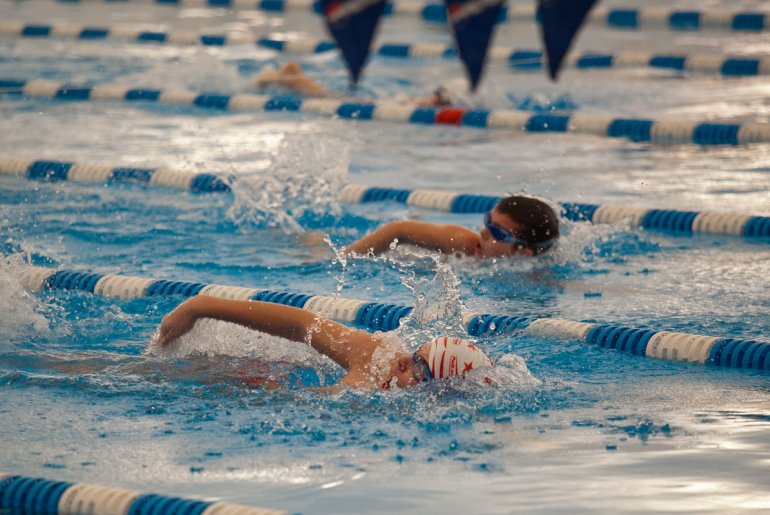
[5,0,767,33]
[0,155,231,192]
[2,23,767,77]
[20,265,770,371]
[2,157,767,240]
[339,184,770,240]
[0,472,286,515]
[2,78,770,145]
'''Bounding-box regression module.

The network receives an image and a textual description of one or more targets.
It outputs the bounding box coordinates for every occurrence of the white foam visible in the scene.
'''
[477,353,541,389]
[0,256,52,338]
[147,319,332,373]
[226,131,350,232]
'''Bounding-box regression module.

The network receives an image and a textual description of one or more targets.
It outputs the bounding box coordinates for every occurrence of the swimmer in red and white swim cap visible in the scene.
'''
[378,334,494,388]
[158,296,494,392]
[427,335,494,380]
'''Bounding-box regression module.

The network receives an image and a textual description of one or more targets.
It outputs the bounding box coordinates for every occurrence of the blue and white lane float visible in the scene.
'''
[11,0,768,33]
[3,22,768,78]
[0,472,285,515]
[340,185,770,240]
[0,20,259,47]
[20,266,770,371]
[0,156,231,193]
[254,39,770,78]
[2,156,768,240]
[3,78,770,146]
[406,3,770,33]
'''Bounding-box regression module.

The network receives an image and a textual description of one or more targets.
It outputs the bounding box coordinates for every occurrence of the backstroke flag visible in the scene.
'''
[445,0,505,91]
[320,0,388,86]
[538,0,598,80]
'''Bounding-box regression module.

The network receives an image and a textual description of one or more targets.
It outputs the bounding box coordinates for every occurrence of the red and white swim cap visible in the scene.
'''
[428,335,494,380]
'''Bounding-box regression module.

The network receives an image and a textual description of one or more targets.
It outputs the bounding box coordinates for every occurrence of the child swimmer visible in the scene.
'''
[256,61,454,107]
[345,195,560,259]
[158,296,493,391]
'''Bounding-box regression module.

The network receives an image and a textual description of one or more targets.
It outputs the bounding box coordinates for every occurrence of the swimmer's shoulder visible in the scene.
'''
[435,223,479,255]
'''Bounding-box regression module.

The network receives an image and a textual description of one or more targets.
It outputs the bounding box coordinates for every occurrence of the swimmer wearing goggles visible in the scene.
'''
[345,195,559,259]
[158,297,493,392]
[411,350,433,383]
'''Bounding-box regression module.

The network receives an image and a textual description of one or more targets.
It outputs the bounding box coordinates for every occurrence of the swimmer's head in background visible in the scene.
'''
[431,87,453,107]
[427,335,494,380]
[494,196,560,255]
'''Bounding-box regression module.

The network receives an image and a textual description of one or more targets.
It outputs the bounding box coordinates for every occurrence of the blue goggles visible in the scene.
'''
[483,211,530,246]
[412,352,433,383]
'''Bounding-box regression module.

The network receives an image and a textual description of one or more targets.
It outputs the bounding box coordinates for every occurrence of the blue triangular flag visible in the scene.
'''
[538,0,598,80]
[445,0,505,91]
[320,0,388,86]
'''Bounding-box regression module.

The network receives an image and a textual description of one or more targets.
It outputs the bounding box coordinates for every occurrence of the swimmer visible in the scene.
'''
[256,61,332,98]
[345,195,559,259]
[255,61,453,107]
[157,295,493,391]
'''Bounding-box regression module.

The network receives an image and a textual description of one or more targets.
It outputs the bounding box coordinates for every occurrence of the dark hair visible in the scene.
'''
[495,196,560,255]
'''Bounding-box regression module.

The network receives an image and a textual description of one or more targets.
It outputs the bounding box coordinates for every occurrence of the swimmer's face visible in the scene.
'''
[381,343,431,390]
[476,209,533,259]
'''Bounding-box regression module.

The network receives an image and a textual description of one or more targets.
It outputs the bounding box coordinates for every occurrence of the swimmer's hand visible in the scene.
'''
[158,297,201,347]
[299,230,334,259]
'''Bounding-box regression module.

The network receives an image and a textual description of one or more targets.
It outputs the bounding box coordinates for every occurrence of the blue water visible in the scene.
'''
[1,0,770,513]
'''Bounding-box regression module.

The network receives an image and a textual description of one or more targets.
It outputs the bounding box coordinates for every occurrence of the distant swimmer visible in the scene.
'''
[255,61,453,107]
[255,61,332,98]
[345,195,559,259]
[157,295,493,391]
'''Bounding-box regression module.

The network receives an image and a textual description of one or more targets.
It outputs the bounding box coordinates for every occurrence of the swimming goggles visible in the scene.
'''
[483,211,530,246]
[412,352,433,383]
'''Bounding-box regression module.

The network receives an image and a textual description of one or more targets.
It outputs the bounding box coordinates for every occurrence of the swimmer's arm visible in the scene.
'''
[255,62,331,98]
[310,384,347,394]
[344,220,477,256]
[158,296,378,370]
[279,76,330,98]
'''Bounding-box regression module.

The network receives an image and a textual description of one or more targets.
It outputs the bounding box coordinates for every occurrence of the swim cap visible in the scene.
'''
[428,335,493,380]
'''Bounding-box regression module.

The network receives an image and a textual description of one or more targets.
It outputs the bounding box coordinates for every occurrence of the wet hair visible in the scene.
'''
[495,196,560,255]
[432,87,452,107]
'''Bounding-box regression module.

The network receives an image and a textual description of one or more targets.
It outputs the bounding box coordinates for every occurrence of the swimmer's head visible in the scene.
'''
[477,195,559,258]
[430,87,453,107]
[382,335,493,389]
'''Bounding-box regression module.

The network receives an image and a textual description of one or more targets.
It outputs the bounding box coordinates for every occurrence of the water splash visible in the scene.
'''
[396,252,468,345]
[480,354,541,389]
[506,92,578,112]
[0,254,52,341]
[146,318,339,386]
[227,131,350,232]
[342,247,537,386]
[325,233,349,300]
[147,320,328,366]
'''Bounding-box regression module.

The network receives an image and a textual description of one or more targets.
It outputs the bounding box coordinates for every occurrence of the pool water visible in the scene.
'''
[1,0,769,513]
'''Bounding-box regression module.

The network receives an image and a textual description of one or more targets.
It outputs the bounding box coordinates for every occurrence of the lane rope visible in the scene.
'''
[339,184,770,240]
[1,156,767,240]
[0,155,231,192]
[2,22,767,77]
[3,0,767,33]
[19,265,770,371]
[0,472,286,515]
[2,78,770,146]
